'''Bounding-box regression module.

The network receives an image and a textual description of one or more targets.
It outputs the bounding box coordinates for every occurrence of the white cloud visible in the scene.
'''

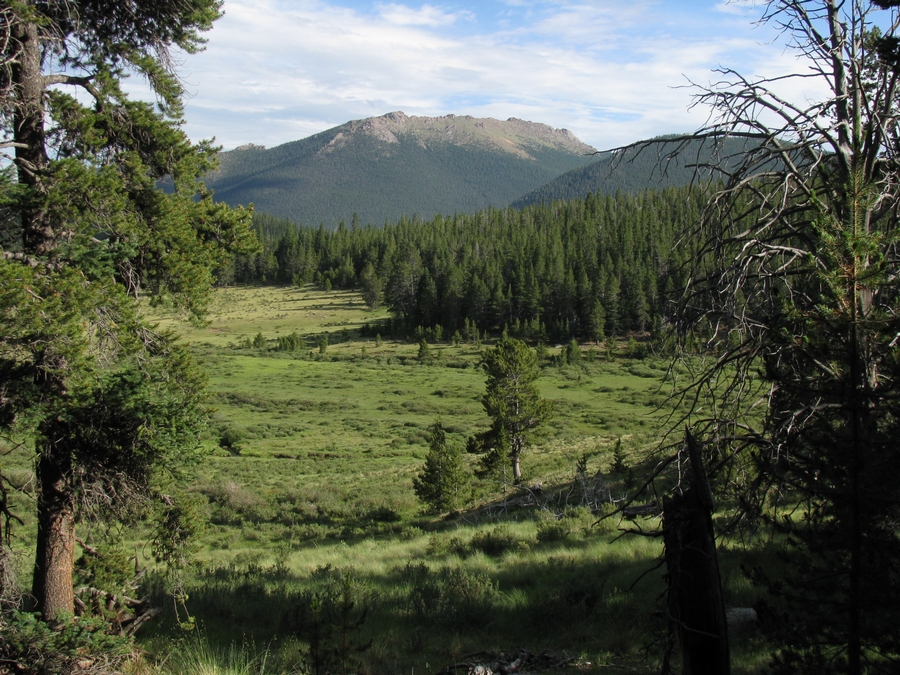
[713,0,764,16]
[177,0,804,151]
[376,3,469,27]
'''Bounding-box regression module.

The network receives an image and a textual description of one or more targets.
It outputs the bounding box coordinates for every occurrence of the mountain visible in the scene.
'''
[204,112,597,227]
[512,135,758,208]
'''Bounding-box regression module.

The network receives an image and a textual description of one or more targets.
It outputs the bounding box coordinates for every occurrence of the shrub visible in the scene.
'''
[401,563,498,630]
[563,505,594,523]
[0,611,132,675]
[469,525,523,556]
[425,533,467,558]
[277,331,304,352]
[538,569,608,623]
[364,506,401,523]
[218,425,244,455]
[201,480,274,525]
[591,502,622,534]
[283,567,371,675]
[536,514,570,544]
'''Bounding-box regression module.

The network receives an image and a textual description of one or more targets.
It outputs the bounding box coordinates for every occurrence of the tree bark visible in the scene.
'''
[13,5,75,621]
[31,448,76,621]
[11,8,53,257]
[662,434,730,675]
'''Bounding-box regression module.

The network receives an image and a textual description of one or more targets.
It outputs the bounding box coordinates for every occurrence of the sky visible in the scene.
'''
[173,0,800,152]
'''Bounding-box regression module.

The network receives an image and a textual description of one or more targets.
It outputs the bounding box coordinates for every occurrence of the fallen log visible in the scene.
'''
[622,503,661,519]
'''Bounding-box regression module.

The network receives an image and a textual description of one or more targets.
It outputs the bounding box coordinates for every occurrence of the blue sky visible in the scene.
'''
[176,0,798,151]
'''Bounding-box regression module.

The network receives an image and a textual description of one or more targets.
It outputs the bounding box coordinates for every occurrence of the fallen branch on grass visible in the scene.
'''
[435,648,576,675]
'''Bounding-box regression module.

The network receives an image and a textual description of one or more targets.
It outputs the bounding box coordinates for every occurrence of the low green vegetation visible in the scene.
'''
[3,285,767,673]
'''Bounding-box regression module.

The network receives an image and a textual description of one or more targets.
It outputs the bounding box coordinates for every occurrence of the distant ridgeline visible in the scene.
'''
[205,112,598,228]
[219,184,711,343]
[512,135,757,208]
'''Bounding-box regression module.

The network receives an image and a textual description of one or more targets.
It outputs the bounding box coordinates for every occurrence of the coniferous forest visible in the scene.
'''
[222,185,707,343]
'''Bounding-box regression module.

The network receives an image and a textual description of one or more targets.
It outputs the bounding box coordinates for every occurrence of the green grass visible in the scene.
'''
[136,516,668,675]
[3,285,771,674]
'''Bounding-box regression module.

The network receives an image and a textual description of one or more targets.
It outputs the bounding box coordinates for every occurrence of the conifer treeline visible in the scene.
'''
[220,186,707,342]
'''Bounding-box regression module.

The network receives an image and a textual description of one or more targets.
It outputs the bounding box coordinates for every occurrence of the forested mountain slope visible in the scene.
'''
[512,136,753,207]
[205,112,596,227]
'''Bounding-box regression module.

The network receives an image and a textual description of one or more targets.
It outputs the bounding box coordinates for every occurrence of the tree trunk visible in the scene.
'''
[662,434,730,675]
[11,8,53,257]
[31,449,76,621]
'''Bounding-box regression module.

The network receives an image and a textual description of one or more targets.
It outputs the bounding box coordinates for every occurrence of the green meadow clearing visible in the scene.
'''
[6,285,770,674]
[154,285,673,528]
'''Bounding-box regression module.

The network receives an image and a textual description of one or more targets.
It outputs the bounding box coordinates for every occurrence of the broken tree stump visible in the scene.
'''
[661,431,730,675]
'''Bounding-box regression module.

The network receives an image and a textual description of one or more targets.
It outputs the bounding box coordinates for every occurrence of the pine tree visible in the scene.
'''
[417,338,432,363]
[1,0,255,620]
[413,420,465,513]
[359,262,383,310]
[468,337,553,482]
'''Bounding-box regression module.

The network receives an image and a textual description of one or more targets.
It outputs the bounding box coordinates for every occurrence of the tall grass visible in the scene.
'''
[149,634,278,675]
[0,286,773,673]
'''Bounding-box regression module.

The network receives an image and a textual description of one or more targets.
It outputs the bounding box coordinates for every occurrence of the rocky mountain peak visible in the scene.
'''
[332,111,596,159]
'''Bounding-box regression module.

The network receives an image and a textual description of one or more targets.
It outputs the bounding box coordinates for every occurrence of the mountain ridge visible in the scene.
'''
[205,112,598,226]
[328,111,597,158]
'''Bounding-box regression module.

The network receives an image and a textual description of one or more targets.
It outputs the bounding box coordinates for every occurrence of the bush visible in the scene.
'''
[218,425,244,455]
[536,515,570,543]
[469,525,524,556]
[401,562,498,630]
[364,506,401,523]
[563,505,595,527]
[0,611,132,675]
[591,502,622,534]
[283,567,371,675]
[200,480,274,525]
[425,533,467,558]
[277,331,304,352]
[538,569,608,623]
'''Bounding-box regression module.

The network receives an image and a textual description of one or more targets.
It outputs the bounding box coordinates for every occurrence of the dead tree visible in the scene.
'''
[661,431,730,675]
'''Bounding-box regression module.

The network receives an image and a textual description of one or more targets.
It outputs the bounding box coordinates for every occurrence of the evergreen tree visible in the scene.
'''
[413,420,465,513]
[468,338,553,482]
[385,243,422,324]
[275,227,303,283]
[564,339,582,365]
[417,338,432,362]
[586,299,606,342]
[601,270,621,337]
[0,0,255,621]
[359,261,383,310]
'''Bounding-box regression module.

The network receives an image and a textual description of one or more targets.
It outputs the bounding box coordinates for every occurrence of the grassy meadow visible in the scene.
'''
[5,285,770,674]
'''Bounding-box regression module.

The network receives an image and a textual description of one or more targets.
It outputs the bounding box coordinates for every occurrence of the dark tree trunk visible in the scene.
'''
[11,11,53,257]
[31,448,76,621]
[13,6,75,621]
[662,433,730,675]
